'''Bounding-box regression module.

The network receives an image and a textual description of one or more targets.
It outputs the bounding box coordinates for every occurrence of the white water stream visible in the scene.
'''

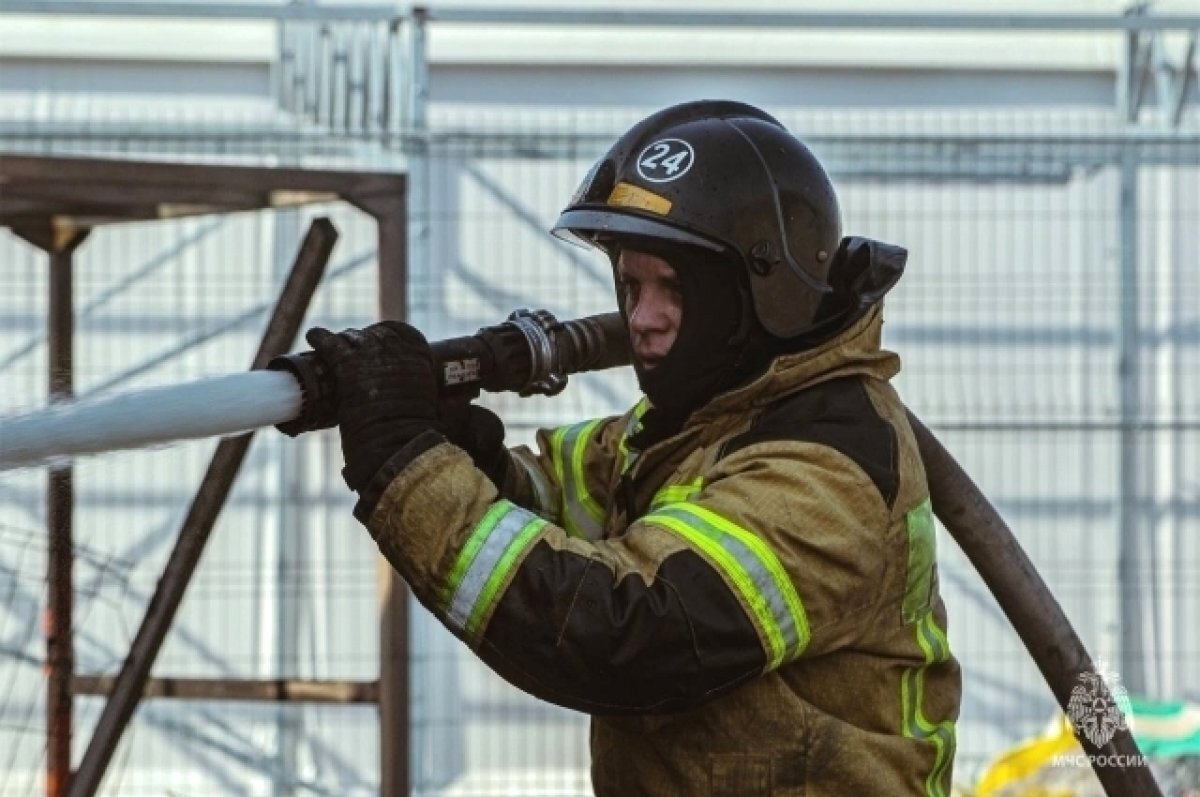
[0,370,302,472]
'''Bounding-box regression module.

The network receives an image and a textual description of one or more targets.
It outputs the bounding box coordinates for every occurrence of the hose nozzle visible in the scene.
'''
[267,310,631,437]
[266,351,338,437]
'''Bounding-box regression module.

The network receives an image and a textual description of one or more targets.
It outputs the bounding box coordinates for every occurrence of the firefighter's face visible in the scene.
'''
[617,250,683,371]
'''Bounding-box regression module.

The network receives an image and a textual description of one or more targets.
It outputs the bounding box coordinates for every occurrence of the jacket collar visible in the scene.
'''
[687,303,900,427]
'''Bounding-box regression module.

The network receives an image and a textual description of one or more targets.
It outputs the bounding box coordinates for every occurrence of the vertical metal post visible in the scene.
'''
[350,186,410,797]
[46,228,88,797]
[1117,4,1148,123]
[273,210,303,797]
[1117,151,1148,696]
[272,17,286,114]
[406,7,431,310]
[377,539,410,797]
[1165,168,1190,700]
[383,16,427,793]
[408,8,429,135]
[12,224,90,797]
[384,19,401,143]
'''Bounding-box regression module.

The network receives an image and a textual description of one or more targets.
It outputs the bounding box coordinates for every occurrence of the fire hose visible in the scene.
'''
[0,309,628,472]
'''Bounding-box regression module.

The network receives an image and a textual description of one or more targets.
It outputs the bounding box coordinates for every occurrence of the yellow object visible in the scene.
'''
[607,181,672,215]
[975,715,1084,796]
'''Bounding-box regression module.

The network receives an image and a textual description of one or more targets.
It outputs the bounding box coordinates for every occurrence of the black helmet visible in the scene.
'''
[553,100,848,340]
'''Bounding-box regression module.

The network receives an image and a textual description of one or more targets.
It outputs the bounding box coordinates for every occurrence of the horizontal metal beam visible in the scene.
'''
[3,125,1195,152]
[419,131,1200,171]
[0,137,1194,191]
[2,2,1198,32]
[0,153,404,196]
[0,0,400,21]
[0,153,406,234]
[73,676,380,704]
[426,8,1200,32]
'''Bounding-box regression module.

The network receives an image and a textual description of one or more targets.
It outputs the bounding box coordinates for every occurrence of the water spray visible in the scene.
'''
[0,310,630,472]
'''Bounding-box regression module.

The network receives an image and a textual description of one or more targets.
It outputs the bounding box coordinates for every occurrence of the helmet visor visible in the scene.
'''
[552,208,728,255]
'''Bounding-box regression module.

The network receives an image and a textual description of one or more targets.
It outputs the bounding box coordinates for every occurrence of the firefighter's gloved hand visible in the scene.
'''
[305,321,445,523]
[441,401,510,488]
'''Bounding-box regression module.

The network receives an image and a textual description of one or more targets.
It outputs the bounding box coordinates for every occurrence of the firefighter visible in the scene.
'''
[305,100,961,795]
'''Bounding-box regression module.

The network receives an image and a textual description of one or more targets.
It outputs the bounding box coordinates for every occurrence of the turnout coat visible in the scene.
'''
[366,306,961,796]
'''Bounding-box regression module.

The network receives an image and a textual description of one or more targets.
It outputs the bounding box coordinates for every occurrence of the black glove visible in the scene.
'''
[305,321,445,520]
[440,399,510,488]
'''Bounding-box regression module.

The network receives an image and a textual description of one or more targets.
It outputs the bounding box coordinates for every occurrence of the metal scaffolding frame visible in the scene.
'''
[0,155,410,797]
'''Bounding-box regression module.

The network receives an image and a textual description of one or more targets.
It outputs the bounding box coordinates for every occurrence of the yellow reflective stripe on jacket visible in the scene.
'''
[550,419,605,539]
[643,502,810,670]
[617,397,651,474]
[648,478,703,512]
[441,500,547,641]
[903,499,937,623]
[901,611,957,797]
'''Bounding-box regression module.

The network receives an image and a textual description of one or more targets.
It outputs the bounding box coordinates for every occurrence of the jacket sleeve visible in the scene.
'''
[365,424,898,716]
[495,406,637,541]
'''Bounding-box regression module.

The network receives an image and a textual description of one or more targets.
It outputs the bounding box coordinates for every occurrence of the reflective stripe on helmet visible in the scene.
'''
[441,500,548,642]
[901,611,957,797]
[550,419,606,540]
[608,181,673,214]
[642,502,810,670]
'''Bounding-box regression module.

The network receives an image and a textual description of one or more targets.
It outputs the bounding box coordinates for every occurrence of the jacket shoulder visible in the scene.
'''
[720,376,900,509]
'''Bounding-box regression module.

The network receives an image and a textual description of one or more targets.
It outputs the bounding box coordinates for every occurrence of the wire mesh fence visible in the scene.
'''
[1,7,1199,796]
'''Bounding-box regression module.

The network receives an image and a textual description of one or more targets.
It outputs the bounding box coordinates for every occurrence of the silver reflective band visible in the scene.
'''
[645,503,808,668]
[446,502,545,635]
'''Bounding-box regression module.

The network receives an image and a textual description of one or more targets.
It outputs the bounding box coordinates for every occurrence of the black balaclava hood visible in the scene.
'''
[614,237,890,447]
[615,241,761,432]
